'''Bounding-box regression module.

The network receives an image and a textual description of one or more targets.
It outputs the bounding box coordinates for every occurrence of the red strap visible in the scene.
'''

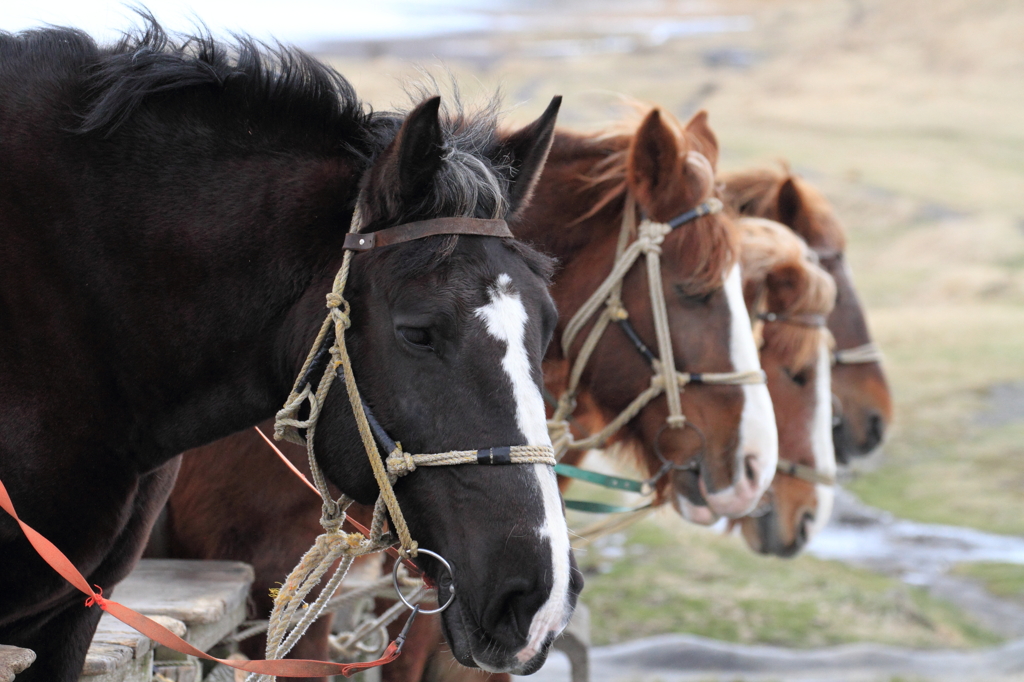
[0,475,404,677]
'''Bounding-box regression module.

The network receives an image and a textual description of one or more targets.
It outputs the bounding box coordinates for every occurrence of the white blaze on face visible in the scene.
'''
[808,336,837,540]
[473,273,571,666]
[703,265,779,516]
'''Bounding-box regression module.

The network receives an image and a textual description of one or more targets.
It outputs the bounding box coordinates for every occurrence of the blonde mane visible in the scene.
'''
[738,217,836,371]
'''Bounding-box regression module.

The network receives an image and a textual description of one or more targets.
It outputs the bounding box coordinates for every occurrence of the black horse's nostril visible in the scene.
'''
[861,412,885,453]
[480,577,548,648]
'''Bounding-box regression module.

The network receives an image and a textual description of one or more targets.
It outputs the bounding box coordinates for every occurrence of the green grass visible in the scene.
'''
[573,513,1000,649]
[951,563,1024,600]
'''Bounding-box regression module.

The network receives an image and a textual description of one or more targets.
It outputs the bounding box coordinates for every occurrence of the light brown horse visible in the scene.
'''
[733,217,837,556]
[720,167,892,463]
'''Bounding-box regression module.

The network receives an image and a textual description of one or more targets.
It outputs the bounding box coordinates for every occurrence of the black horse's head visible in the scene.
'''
[296,95,580,673]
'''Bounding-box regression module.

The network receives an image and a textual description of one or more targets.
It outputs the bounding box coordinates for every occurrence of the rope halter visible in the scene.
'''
[276,203,556,555]
[549,192,766,482]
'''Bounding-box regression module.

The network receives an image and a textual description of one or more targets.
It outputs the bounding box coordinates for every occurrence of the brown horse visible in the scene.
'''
[733,217,837,556]
[720,167,892,463]
[152,107,776,682]
[536,108,777,524]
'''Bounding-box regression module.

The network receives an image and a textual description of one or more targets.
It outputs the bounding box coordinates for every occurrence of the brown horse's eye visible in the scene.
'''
[785,367,811,387]
[674,285,713,306]
[399,327,433,350]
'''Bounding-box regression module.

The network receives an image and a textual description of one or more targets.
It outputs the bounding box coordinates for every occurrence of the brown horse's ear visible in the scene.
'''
[777,177,807,232]
[684,110,719,169]
[627,108,680,210]
[499,96,562,220]
[386,96,445,205]
[766,263,804,312]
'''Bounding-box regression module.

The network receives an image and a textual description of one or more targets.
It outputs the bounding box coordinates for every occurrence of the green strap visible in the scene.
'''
[564,500,654,514]
[554,463,649,493]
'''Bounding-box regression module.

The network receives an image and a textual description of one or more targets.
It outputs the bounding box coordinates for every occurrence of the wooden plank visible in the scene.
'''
[0,645,35,682]
[114,560,253,651]
[80,559,253,681]
[80,615,184,682]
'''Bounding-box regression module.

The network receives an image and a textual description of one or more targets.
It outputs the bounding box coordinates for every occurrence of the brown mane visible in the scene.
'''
[739,217,836,371]
[567,107,737,295]
[721,165,847,252]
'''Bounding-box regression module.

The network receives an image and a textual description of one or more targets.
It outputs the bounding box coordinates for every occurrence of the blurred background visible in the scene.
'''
[7,1,1024,680]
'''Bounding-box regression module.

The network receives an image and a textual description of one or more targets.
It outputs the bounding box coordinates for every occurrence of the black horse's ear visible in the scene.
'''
[394,96,445,202]
[499,96,562,219]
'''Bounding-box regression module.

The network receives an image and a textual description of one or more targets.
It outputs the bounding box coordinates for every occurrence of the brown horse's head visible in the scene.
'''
[734,217,837,556]
[530,109,777,523]
[721,167,892,463]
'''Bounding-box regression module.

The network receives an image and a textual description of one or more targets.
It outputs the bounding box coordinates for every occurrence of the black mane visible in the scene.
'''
[0,15,399,158]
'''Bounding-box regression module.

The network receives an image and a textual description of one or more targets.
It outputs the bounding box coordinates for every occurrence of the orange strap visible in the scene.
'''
[0,475,406,677]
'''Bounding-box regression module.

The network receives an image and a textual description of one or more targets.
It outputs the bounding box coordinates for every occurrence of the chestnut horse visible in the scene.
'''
[153,107,777,681]
[537,108,777,524]
[720,167,892,462]
[0,22,580,680]
[733,217,837,556]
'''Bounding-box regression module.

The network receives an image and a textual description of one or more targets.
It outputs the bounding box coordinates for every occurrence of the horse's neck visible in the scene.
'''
[3,137,363,471]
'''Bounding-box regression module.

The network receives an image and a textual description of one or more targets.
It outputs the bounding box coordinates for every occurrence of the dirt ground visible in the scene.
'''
[317,0,1024,650]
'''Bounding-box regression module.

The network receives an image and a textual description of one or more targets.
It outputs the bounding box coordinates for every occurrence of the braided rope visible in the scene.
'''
[550,194,758,461]
[776,460,836,487]
[569,506,658,549]
[833,342,884,365]
[385,445,555,476]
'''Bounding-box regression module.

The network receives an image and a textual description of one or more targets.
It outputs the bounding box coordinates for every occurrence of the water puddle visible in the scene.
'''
[807,489,1024,584]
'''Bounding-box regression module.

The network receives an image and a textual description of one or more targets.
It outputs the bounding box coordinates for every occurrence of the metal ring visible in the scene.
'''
[392,549,456,615]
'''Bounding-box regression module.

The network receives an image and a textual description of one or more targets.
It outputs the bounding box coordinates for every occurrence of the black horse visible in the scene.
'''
[0,21,581,681]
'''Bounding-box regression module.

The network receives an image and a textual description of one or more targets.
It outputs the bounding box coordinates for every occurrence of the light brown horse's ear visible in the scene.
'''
[766,262,804,312]
[684,110,719,169]
[500,95,562,220]
[627,108,679,210]
[777,177,807,233]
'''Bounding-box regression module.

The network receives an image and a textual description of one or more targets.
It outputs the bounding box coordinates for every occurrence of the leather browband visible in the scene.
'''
[344,217,512,252]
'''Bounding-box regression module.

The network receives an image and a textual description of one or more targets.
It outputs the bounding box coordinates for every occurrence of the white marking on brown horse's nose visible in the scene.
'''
[474,273,572,666]
[808,337,837,540]
[705,265,778,518]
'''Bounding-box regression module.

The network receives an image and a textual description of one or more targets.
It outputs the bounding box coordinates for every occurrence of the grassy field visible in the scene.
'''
[319,0,1024,650]
[573,510,999,648]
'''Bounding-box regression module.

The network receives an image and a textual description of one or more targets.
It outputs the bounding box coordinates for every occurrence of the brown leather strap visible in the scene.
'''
[344,217,512,252]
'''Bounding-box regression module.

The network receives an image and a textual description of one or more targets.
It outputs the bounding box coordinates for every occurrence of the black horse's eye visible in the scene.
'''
[398,327,433,350]
[785,367,811,387]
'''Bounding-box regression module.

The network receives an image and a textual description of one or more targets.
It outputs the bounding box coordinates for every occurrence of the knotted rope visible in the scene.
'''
[549,193,765,462]
[833,341,884,365]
